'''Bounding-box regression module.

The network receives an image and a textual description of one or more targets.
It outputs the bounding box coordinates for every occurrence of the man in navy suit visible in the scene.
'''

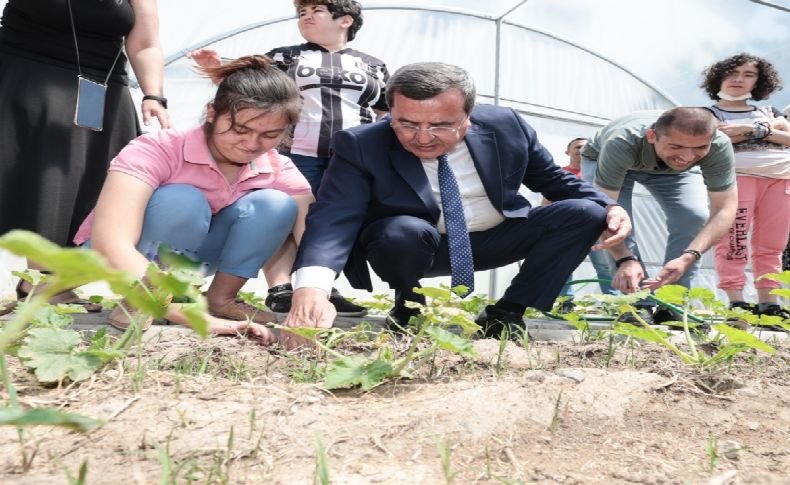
[284,62,635,336]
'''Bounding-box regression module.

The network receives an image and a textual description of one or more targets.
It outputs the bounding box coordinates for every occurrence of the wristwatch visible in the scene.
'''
[615,255,640,268]
[681,249,702,261]
[142,94,168,109]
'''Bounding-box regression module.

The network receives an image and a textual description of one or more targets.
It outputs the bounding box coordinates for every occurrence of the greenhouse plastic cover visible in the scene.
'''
[4,0,783,301]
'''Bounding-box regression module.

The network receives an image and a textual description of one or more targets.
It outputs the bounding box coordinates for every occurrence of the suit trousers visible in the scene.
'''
[358,199,608,311]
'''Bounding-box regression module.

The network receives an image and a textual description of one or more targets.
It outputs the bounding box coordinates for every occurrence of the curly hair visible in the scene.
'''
[293,0,364,42]
[700,53,783,101]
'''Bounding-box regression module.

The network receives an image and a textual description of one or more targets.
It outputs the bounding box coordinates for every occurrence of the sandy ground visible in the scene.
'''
[1,326,789,484]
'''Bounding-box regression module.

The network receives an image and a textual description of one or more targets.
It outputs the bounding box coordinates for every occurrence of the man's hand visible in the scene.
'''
[641,253,697,290]
[280,287,336,349]
[592,205,632,250]
[186,48,222,69]
[611,260,644,294]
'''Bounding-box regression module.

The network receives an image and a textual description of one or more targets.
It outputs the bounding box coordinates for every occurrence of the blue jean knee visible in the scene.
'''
[138,184,212,261]
[198,189,298,278]
[82,184,212,264]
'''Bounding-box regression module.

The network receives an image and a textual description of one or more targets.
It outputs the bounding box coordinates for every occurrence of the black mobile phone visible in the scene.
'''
[74,76,107,131]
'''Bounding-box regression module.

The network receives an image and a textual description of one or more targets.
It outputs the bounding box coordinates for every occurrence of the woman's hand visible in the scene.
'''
[141,98,171,129]
[209,319,277,346]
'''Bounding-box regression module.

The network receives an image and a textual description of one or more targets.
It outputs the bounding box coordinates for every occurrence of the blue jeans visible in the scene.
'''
[89,184,298,278]
[286,153,329,196]
[618,169,708,288]
[560,157,616,296]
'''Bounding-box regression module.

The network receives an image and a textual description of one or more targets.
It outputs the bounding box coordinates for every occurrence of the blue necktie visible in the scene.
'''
[437,154,474,296]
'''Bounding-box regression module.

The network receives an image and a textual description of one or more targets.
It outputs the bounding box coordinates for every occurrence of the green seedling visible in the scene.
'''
[495,326,509,376]
[0,231,210,382]
[61,459,89,485]
[314,434,330,485]
[280,285,479,390]
[609,286,775,368]
[705,434,719,473]
[436,438,459,484]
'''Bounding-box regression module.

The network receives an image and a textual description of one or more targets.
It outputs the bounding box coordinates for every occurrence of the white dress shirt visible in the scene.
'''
[294,141,506,294]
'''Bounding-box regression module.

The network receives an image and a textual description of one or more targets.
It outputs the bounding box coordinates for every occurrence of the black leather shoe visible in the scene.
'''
[474,305,525,339]
[385,306,421,332]
[329,288,368,317]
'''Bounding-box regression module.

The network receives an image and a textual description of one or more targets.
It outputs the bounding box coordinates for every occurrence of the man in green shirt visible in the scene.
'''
[582,107,737,291]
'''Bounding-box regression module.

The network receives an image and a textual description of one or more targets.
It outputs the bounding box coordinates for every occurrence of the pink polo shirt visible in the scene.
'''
[74,126,312,244]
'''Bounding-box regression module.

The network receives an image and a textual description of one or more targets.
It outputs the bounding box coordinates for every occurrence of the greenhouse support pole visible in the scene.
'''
[489,0,529,300]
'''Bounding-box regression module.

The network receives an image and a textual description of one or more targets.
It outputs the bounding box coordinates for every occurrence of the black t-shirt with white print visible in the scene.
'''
[266,42,389,158]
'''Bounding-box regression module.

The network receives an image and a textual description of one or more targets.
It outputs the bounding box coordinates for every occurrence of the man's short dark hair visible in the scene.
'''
[293,0,364,41]
[654,107,717,138]
[566,137,588,150]
[386,62,476,114]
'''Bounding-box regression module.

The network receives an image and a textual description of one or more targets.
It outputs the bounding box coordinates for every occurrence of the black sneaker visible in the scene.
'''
[329,288,368,317]
[652,306,710,332]
[265,284,368,317]
[474,305,526,339]
[385,306,421,332]
[557,299,576,314]
[265,283,293,313]
[725,301,755,330]
[755,304,790,332]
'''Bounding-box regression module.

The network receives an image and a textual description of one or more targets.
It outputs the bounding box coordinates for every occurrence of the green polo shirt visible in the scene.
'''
[582,111,736,192]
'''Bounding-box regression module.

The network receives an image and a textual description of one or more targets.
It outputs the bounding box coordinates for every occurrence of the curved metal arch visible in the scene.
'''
[164,3,678,106]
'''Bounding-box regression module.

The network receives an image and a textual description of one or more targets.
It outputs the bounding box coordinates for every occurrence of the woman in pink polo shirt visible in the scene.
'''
[74,56,314,343]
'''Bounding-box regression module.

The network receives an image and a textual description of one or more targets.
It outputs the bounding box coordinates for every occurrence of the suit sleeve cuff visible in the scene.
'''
[293,266,336,296]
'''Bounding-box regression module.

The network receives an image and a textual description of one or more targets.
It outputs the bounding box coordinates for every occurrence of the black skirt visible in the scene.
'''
[0,51,139,246]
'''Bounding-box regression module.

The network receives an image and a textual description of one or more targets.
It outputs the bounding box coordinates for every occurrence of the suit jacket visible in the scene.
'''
[294,104,615,290]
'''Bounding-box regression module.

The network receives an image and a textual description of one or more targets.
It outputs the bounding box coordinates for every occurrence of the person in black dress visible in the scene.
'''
[0,0,169,309]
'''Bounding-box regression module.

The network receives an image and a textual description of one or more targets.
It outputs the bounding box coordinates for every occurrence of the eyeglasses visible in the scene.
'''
[391,116,469,138]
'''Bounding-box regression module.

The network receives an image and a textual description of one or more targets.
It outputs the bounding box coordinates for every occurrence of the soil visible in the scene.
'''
[1,327,789,484]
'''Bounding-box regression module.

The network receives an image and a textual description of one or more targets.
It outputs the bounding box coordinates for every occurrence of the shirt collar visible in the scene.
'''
[183,125,275,178]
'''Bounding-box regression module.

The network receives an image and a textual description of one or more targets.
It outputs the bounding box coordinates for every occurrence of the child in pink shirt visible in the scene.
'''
[80,56,314,343]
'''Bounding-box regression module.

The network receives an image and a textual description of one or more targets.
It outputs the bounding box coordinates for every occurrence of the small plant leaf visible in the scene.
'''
[414,286,453,303]
[178,302,210,338]
[712,324,775,353]
[446,313,481,335]
[612,322,671,344]
[757,271,790,286]
[424,326,476,356]
[0,231,133,290]
[17,328,104,383]
[323,355,393,390]
[593,291,650,306]
[32,305,77,328]
[278,326,329,340]
[0,406,103,431]
[688,287,716,304]
[654,285,688,305]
